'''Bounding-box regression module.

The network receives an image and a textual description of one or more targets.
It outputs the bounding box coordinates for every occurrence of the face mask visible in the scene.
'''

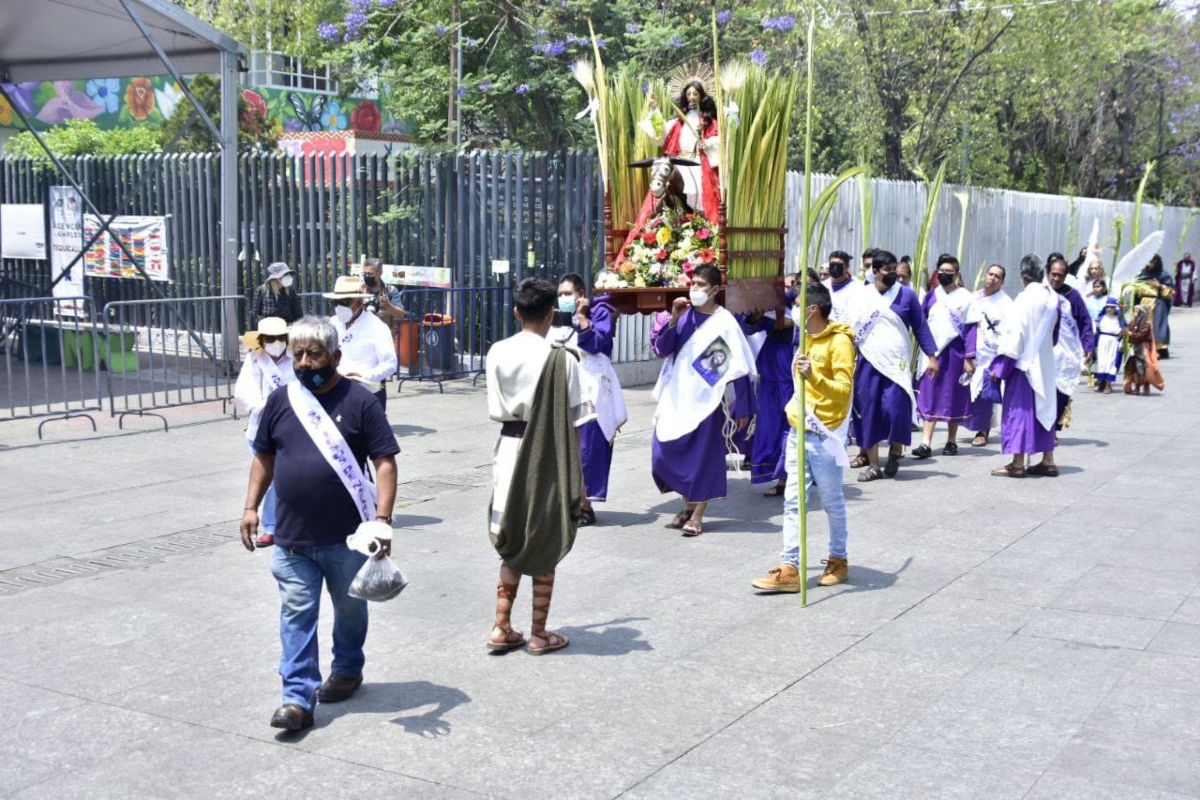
[880,272,898,289]
[363,275,379,289]
[828,263,846,279]
[937,272,956,287]
[334,305,354,324]
[264,341,287,358]
[280,275,294,288]
[790,306,805,327]
[557,296,577,314]
[689,288,709,307]
[294,363,336,392]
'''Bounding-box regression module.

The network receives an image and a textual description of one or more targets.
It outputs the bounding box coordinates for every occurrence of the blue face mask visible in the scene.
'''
[557,296,577,314]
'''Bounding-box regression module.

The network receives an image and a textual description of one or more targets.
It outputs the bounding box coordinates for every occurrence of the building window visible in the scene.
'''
[248,50,338,95]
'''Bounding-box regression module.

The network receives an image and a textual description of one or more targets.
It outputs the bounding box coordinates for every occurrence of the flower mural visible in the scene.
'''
[155,82,183,119]
[242,89,268,120]
[350,100,381,132]
[86,78,120,114]
[321,101,349,131]
[125,77,155,120]
[0,76,405,144]
[36,82,102,124]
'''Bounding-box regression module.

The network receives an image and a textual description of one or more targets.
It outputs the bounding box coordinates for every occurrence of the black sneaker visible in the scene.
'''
[883,454,900,477]
[911,444,932,459]
[942,442,958,456]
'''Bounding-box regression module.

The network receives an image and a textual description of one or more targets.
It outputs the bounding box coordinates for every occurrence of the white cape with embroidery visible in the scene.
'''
[966,289,1014,402]
[652,307,757,443]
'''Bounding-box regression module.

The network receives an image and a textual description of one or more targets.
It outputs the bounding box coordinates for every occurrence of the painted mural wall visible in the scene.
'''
[0,76,405,136]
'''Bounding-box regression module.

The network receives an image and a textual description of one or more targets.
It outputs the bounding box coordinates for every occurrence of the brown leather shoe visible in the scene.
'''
[751,564,800,593]
[818,557,849,586]
[317,674,363,703]
[270,704,313,731]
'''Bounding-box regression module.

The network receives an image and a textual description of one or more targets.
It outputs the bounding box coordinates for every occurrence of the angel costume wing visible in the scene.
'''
[1111,230,1165,286]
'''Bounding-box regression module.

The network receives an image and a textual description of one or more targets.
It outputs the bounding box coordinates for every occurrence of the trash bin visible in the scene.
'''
[420,313,455,372]
[394,319,420,368]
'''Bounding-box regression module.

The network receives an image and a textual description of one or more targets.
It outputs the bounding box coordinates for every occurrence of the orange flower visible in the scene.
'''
[125,77,155,120]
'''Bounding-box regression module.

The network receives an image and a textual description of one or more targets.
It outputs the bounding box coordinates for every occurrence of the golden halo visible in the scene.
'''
[667,64,716,105]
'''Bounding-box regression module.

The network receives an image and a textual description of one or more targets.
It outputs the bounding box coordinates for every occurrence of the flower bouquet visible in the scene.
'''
[595,208,719,291]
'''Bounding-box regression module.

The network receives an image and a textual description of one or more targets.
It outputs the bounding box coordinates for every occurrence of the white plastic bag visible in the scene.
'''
[348,555,409,602]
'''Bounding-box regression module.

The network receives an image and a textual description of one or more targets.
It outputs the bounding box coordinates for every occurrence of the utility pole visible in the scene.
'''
[447,0,458,147]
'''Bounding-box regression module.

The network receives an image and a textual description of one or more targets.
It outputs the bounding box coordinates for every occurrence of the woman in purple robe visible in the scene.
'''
[914,255,973,458]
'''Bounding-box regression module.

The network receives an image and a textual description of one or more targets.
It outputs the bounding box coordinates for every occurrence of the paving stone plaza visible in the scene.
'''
[1,311,1198,799]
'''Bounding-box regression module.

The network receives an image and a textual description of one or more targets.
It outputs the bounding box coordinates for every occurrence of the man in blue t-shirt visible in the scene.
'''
[240,315,399,732]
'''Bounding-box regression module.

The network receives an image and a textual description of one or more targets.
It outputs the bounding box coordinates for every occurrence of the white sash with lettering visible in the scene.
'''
[803,408,852,468]
[286,381,377,522]
[926,285,972,355]
[1053,292,1084,397]
[652,307,757,442]
[842,283,917,409]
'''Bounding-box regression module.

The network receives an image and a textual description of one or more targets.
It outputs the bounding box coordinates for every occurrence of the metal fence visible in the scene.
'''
[1,151,603,310]
[393,286,514,391]
[101,295,244,431]
[785,173,1200,294]
[0,296,103,437]
[6,150,1198,374]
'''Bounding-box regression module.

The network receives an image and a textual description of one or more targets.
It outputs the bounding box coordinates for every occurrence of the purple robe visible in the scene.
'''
[917,289,971,423]
[854,285,936,448]
[991,355,1055,455]
[576,298,617,501]
[651,308,754,502]
[739,314,793,483]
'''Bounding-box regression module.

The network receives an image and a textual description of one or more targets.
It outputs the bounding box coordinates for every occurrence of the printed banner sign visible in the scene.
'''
[0,204,47,260]
[50,187,86,317]
[385,264,452,288]
[83,214,170,281]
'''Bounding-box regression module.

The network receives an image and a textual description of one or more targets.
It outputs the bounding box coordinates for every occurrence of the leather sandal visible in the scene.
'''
[990,463,1026,478]
[971,434,988,447]
[849,454,870,469]
[1027,462,1060,477]
[579,507,596,527]
[487,625,528,652]
[681,519,703,537]
[911,444,933,459]
[669,509,690,529]
[857,466,884,482]
[942,442,959,456]
[762,484,785,497]
[528,631,569,656]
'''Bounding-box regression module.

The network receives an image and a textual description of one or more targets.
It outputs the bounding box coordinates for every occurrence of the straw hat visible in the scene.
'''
[321,274,372,300]
[242,316,290,352]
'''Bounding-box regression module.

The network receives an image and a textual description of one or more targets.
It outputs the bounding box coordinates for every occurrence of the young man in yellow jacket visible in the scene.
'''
[753,281,857,592]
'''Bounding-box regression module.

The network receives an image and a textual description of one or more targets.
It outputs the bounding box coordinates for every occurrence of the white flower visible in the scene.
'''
[156,82,183,119]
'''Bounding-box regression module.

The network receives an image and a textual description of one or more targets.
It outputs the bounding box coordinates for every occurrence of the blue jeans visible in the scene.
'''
[781,428,849,566]
[270,543,369,710]
[248,442,278,535]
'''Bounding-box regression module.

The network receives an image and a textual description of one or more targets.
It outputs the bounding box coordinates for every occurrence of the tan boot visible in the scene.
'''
[818,557,849,586]
[751,564,800,593]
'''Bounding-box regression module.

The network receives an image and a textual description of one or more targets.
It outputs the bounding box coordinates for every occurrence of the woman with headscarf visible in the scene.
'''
[1123,304,1165,395]
[1131,255,1175,359]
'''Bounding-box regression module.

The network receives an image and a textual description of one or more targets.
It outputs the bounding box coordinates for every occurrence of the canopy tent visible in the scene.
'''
[0,0,246,363]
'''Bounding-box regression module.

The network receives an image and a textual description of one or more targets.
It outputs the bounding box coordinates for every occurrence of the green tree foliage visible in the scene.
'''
[188,0,1200,203]
[3,119,162,157]
[157,74,281,153]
